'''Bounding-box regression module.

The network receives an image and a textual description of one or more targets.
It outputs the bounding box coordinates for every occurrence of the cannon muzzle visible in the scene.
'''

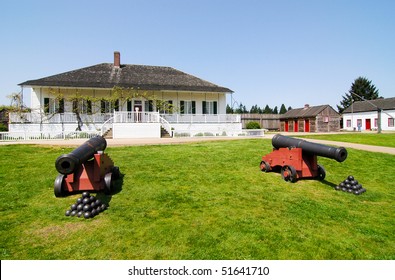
[55,136,107,175]
[272,134,347,162]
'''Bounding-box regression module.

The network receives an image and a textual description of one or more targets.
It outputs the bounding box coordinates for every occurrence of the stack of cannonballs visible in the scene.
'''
[65,192,107,219]
[335,175,366,195]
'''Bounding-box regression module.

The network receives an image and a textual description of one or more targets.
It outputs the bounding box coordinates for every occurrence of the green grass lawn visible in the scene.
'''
[0,139,394,260]
[297,132,395,147]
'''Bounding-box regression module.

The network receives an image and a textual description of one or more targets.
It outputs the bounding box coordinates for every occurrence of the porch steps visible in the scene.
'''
[161,127,171,138]
[102,128,113,139]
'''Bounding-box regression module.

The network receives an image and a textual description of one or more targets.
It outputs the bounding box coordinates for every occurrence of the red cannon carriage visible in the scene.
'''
[54,136,120,197]
[260,134,347,182]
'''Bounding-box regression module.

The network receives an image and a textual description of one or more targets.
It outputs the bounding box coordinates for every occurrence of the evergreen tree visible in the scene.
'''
[226,104,234,114]
[279,104,287,114]
[337,77,380,113]
[263,104,272,114]
[272,106,278,114]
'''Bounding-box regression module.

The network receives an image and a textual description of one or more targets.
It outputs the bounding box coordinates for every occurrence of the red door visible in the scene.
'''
[294,120,298,132]
[284,121,289,132]
[365,119,371,130]
[304,119,310,132]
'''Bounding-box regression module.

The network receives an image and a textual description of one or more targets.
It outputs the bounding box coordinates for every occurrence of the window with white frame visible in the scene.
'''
[44,97,61,114]
[159,100,173,114]
[202,101,218,114]
[180,101,196,114]
[346,119,351,127]
[144,100,155,112]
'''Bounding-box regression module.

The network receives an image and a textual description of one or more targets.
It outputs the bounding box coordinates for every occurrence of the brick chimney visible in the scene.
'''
[114,51,120,68]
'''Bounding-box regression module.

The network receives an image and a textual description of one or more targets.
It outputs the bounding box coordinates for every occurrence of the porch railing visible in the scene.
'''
[0,130,100,141]
[9,112,240,124]
[161,114,240,123]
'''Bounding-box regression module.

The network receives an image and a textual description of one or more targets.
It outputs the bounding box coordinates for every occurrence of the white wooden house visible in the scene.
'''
[11,52,241,138]
[342,97,395,131]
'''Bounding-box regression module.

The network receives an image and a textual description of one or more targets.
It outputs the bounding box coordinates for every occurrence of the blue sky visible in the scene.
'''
[1,0,394,111]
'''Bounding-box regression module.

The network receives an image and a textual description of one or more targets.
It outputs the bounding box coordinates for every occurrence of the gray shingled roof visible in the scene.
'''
[19,63,233,93]
[342,97,395,113]
[280,105,334,119]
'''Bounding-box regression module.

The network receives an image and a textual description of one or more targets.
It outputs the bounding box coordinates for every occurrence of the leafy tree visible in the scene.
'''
[337,77,380,113]
[279,104,287,114]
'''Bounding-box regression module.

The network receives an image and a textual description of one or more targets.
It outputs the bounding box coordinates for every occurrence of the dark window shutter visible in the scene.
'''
[180,101,185,114]
[101,100,106,113]
[44,98,50,113]
[59,99,64,113]
[87,100,92,114]
[202,101,207,114]
[214,101,218,114]
[192,101,196,114]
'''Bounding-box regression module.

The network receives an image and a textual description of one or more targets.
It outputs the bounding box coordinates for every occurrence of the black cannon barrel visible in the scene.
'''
[55,136,107,175]
[272,134,348,162]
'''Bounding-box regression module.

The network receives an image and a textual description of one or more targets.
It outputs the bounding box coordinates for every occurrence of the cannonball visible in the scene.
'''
[341,187,347,192]
[76,197,83,204]
[70,204,77,211]
[91,209,97,217]
[89,196,96,203]
[353,190,361,195]
[350,180,356,186]
[345,184,351,189]
[344,179,350,185]
[348,175,354,181]
[347,188,353,193]
[83,204,91,212]
[90,202,96,208]
[77,211,83,218]
[354,180,359,185]
[82,192,90,198]
[65,210,71,216]
[77,204,84,211]
[95,199,102,207]
[82,197,90,205]
[335,185,341,191]
[100,204,107,211]
[360,188,367,194]
[96,206,102,213]
[339,182,345,188]
[70,210,77,216]
[83,211,91,219]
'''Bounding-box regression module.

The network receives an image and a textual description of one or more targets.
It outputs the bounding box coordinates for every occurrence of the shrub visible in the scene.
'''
[245,121,261,129]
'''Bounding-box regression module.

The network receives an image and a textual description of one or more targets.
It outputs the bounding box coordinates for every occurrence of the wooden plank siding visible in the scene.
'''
[241,114,281,130]
[279,105,341,132]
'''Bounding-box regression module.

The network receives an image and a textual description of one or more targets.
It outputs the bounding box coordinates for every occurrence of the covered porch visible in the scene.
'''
[8,111,242,139]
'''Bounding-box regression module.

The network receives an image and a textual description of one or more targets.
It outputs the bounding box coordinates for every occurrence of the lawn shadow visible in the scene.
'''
[96,172,124,206]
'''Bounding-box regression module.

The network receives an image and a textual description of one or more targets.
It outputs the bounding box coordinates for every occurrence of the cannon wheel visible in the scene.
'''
[54,174,66,197]
[317,165,326,181]
[104,172,114,194]
[281,165,297,183]
[260,161,270,172]
[112,166,120,179]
